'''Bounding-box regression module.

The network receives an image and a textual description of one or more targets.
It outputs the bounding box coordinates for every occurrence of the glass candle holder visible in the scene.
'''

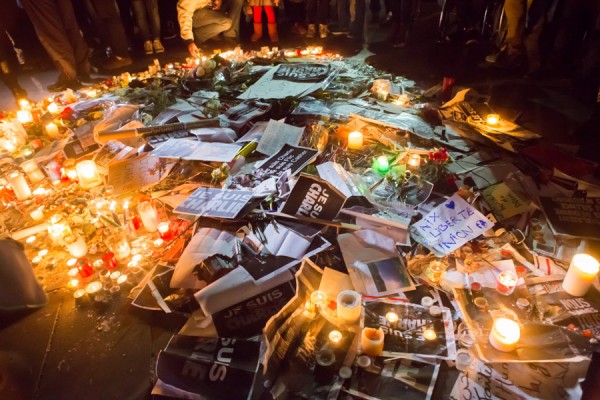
[489,318,520,352]
[102,252,118,270]
[7,171,32,200]
[65,235,88,258]
[77,258,94,278]
[47,214,72,245]
[347,131,363,149]
[137,201,159,232]
[21,160,46,183]
[496,270,518,296]
[76,160,102,189]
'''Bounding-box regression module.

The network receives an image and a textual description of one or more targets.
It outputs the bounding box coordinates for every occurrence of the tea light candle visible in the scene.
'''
[328,330,342,344]
[562,253,599,297]
[117,274,129,287]
[423,329,437,341]
[7,171,32,200]
[407,154,421,169]
[486,114,500,126]
[496,270,518,296]
[65,235,88,258]
[153,238,164,247]
[38,249,49,257]
[47,102,59,114]
[455,348,473,372]
[336,290,361,323]
[310,290,328,309]
[21,160,46,183]
[110,271,121,281]
[489,318,520,352]
[25,235,36,245]
[137,201,159,232]
[16,109,33,124]
[32,255,43,264]
[30,207,44,221]
[74,289,88,306]
[385,311,399,329]
[157,222,171,240]
[76,160,102,189]
[347,131,363,149]
[314,348,336,385]
[67,279,79,290]
[85,281,103,296]
[374,156,390,174]
[45,122,60,139]
[77,258,94,278]
[67,266,79,277]
[361,327,384,357]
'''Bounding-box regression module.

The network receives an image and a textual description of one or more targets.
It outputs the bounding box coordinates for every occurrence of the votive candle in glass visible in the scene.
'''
[137,201,159,232]
[75,160,102,189]
[7,171,31,200]
[65,235,88,258]
[347,131,363,150]
[496,270,518,296]
[21,160,45,183]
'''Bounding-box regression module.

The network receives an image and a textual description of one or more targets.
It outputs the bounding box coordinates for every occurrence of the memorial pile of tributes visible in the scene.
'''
[0,46,599,400]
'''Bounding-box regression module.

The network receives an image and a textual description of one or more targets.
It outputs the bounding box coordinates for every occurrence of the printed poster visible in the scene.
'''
[174,188,254,219]
[281,174,346,221]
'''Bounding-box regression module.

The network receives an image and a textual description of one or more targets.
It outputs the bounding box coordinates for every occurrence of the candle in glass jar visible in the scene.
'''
[102,252,118,270]
[76,160,102,189]
[347,131,363,150]
[157,222,171,240]
[65,235,88,258]
[45,122,60,139]
[407,154,421,169]
[310,290,328,309]
[7,171,32,200]
[113,238,131,260]
[85,281,103,296]
[77,258,94,278]
[361,327,384,357]
[496,270,518,296]
[562,253,599,297]
[137,201,159,232]
[336,290,361,323]
[16,110,33,124]
[374,156,390,174]
[489,318,520,352]
[47,102,59,114]
[21,160,46,183]
[328,330,342,345]
[47,214,72,245]
[67,279,79,290]
[30,207,44,221]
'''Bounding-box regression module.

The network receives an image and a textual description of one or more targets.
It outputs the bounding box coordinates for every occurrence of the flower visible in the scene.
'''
[428,147,449,164]
[59,107,74,120]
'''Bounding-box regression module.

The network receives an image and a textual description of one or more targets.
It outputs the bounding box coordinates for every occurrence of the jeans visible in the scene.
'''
[192,0,243,42]
[131,0,161,41]
[306,0,328,24]
[349,0,365,38]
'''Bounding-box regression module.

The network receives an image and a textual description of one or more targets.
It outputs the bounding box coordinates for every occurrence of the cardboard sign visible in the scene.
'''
[174,188,253,219]
[211,280,295,337]
[410,193,493,257]
[281,174,346,221]
[481,182,530,220]
[254,144,318,180]
[539,196,600,239]
[107,154,163,195]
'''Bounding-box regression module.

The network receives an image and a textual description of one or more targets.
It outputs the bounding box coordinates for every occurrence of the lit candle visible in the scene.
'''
[496,270,518,296]
[16,109,33,124]
[74,289,88,306]
[110,271,121,281]
[38,249,49,257]
[132,254,142,263]
[117,274,128,287]
[328,330,342,345]
[374,156,390,174]
[423,329,437,341]
[347,131,363,150]
[47,214,72,245]
[77,258,94,278]
[21,160,46,183]
[19,99,31,110]
[489,318,520,352]
[361,327,384,357]
[102,252,118,270]
[45,122,60,139]
[75,160,102,189]
[30,207,44,221]
[407,154,421,169]
[32,255,43,264]
[67,267,79,277]
[47,102,59,114]
[7,171,32,200]
[111,237,131,260]
[336,290,361,323]
[310,290,328,309]
[562,253,599,297]
[25,236,36,245]
[153,238,164,247]
[85,281,103,296]
[137,201,159,232]
[67,279,79,290]
[157,221,171,240]
[486,114,500,126]
[385,311,399,326]
[64,235,88,258]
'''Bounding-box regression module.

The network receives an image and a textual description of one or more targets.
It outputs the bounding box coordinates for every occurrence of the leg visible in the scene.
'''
[349,0,366,39]
[90,0,130,57]
[252,6,264,42]
[317,0,328,25]
[306,0,317,24]
[503,0,527,55]
[145,0,162,40]
[370,0,381,21]
[265,6,278,42]
[131,0,152,41]
[192,9,232,43]
[337,0,351,30]
[57,0,91,77]
[222,0,244,39]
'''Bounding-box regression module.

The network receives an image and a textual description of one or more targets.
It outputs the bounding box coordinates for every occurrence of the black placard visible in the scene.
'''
[175,187,254,219]
[254,144,319,180]
[539,196,600,239]
[273,63,331,82]
[281,174,346,221]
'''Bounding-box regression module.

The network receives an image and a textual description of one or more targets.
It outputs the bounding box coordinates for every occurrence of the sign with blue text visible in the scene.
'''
[410,193,493,256]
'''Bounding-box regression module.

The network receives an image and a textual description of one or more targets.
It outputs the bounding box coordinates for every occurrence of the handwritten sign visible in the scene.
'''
[281,174,346,221]
[108,154,163,195]
[410,193,493,256]
[539,196,600,239]
[174,187,253,219]
[254,144,318,180]
[482,182,529,221]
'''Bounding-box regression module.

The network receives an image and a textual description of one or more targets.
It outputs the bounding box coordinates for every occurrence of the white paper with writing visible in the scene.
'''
[256,119,304,156]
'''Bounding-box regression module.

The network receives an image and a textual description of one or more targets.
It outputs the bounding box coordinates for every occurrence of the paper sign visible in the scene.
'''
[151,139,240,162]
[410,193,493,256]
[254,144,319,180]
[539,196,600,239]
[281,174,346,221]
[481,182,530,220]
[108,154,163,195]
[174,187,253,219]
[256,119,305,156]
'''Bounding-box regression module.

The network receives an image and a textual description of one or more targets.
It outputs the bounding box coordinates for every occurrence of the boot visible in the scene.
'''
[267,23,279,43]
[1,60,27,100]
[251,23,263,42]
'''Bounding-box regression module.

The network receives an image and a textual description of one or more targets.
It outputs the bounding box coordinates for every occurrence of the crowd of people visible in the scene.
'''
[0,0,598,102]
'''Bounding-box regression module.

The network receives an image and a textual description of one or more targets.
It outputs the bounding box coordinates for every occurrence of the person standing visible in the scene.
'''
[20,0,92,91]
[249,0,279,43]
[131,0,165,54]
[87,0,133,70]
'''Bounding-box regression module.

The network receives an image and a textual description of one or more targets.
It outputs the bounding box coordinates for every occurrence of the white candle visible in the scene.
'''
[310,290,328,309]
[85,281,103,295]
[47,102,59,114]
[47,214,72,245]
[361,327,384,357]
[137,201,159,232]
[336,290,361,323]
[486,114,500,126]
[30,207,44,221]
[65,235,88,258]
[7,171,32,200]
[76,160,102,189]
[21,160,46,183]
[423,329,437,341]
[45,122,61,139]
[489,318,520,352]
[328,330,342,344]
[19,99,31,110]
[347,131,363,149]
[407,154,421,169]
[563,253,599,297]
[16,110,33,124]
[113,238,131,260]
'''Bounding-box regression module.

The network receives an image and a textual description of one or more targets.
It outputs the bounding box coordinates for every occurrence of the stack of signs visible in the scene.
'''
[539,197,600,239]
[281,174,347,221]
[410,193,493,257]
[175,188,254,219]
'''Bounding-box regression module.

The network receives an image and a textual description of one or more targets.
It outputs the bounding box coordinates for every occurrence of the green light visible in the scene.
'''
[373,156,390,174]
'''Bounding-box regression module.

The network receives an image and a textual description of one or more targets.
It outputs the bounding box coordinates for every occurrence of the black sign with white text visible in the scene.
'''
[175,188,254,219]
[281,174,346,220]
[254,144,318,180]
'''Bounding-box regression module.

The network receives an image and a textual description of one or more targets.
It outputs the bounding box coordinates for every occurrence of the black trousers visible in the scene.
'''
[307,0,328,24]
[88,0,130,57]
[21,0,90,81]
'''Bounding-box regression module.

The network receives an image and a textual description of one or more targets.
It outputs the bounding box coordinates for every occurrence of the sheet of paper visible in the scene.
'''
[319,267,354,300]
[481,182,530,220]
[107,153,163,195]
[174,187,253,219]
[187,142,240,162]
[256,119,304,156]
[190,127,236,143]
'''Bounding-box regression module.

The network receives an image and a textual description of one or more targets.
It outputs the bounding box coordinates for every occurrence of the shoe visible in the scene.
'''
[319,24,328,39]
[485,49,524,70]
[290,23,306,35]
[306,24,316,38]
[379,12,393,27]
[267,23,278,43]
[144,40,153,55]
[153,39,165,53]
[251,22,263,42]
[330,27,350,36]
[78,73,104,84]
[47,79,81,92]
[104,56,133,71]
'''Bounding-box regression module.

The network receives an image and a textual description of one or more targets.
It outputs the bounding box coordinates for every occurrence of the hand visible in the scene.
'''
[212,0,222,10]
[188,42,200,57]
